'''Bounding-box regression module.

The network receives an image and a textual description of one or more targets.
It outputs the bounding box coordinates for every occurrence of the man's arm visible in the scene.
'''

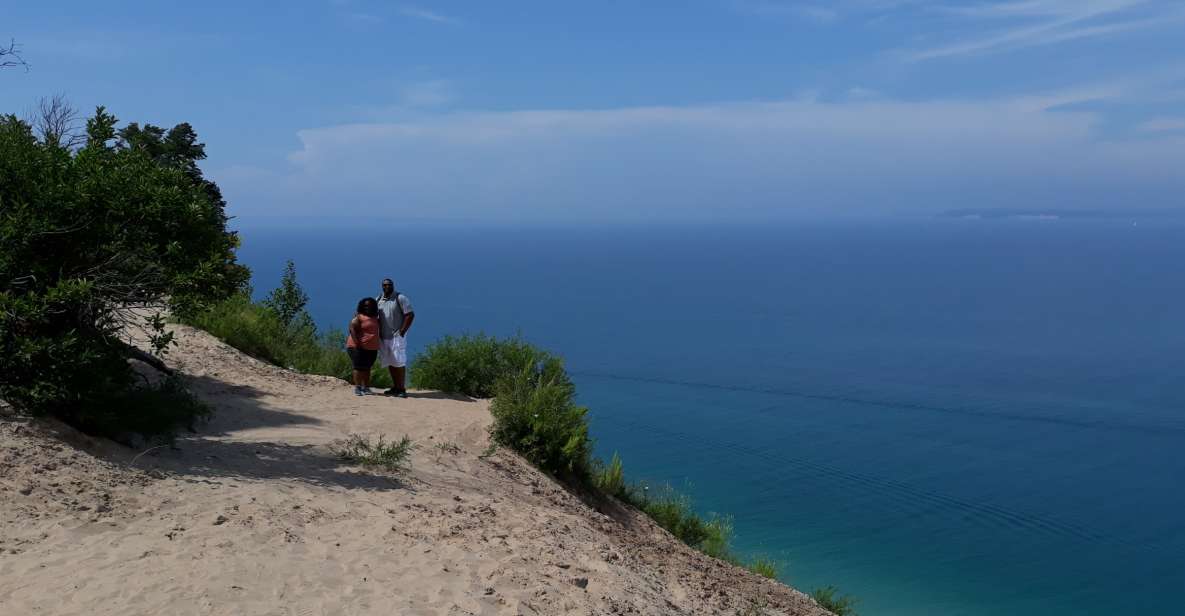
[399,312,415,337]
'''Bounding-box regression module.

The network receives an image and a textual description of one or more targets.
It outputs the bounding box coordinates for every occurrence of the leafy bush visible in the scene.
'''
[0,107,246,436]
[411,334,554,398]
[330,434,417,472]
[811,586,859,616]
[489,359,591,479]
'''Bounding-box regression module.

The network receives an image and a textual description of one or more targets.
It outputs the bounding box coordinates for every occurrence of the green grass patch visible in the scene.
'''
[330,433,417,472]
[593,452,627,498]
[811,586,859,616]
[747,557,779,580]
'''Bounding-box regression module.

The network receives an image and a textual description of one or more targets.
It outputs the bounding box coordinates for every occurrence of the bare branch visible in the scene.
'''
[28,94,84,149]
[1,38,29,71]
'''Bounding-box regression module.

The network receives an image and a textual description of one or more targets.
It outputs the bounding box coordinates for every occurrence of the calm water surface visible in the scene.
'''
[235,220,1185,616]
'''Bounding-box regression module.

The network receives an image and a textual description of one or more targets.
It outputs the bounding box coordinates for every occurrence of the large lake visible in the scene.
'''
[235,219,1185,616]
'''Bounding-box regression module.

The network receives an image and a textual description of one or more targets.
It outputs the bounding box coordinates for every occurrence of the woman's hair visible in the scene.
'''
[356,297,378,317]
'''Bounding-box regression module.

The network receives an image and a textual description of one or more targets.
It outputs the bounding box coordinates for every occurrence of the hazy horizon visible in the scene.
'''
[4,1,1184,224]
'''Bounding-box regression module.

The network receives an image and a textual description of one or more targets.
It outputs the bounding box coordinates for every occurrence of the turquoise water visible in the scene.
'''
[236,220,1185,615]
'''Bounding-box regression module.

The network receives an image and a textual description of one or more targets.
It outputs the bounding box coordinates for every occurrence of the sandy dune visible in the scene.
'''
[0,324,830,615]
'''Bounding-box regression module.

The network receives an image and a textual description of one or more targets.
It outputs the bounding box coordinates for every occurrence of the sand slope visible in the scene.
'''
[0,324,830,616]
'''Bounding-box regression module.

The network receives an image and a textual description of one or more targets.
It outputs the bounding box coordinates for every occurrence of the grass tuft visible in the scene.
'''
[593,452,627,497]
[432,440,462,462]
[747,557,779,580]
[811,586,859,616]
[330,433,417,472]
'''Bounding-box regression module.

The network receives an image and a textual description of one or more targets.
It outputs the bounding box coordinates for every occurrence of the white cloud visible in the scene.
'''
[214,92,1185,222]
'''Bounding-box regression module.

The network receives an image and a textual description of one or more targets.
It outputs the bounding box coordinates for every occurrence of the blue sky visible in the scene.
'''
[3,1,1184,223]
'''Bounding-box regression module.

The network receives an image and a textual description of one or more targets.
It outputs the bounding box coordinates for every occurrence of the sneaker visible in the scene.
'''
[383,388,399,397]
[397,390,409,399]
[360,387,373,396]
[353,387,363,396]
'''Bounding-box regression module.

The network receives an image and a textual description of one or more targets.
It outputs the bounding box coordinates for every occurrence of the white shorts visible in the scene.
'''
[379,335,407,368]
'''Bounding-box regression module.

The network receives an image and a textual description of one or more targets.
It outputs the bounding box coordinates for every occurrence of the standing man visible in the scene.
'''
[377,278,415,398]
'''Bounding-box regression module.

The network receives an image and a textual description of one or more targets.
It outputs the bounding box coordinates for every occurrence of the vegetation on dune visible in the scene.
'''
[410,333,555,398]
[489,360,591,479]
[330,433,417,473]
[409,334,804,583]
[0,103,244,439]
[811,585,859,616]
[746,556,780,580]
[182,261,393,389]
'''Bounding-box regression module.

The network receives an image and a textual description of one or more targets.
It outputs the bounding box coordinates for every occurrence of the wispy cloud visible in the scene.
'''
[903,0,1183,61]
[399,5,459,25]
[1137,117,1185,132]
[401,80,454,107]
[209,88,1185,222]
[744,1,1182,61]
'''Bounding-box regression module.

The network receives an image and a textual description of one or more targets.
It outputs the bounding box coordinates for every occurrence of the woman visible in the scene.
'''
[346,297,381,396]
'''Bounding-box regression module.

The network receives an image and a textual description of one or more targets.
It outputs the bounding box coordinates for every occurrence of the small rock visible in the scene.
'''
[213,515,229,526]
[572,577,589,589]
[484,587,495,595]
[453,495,462,502]
[18,484,34,496]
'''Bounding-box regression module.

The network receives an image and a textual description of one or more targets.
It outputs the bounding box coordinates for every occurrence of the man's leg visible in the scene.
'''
[394,366,406,392]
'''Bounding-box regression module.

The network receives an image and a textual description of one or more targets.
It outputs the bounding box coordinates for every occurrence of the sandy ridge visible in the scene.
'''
[1,324,829,616]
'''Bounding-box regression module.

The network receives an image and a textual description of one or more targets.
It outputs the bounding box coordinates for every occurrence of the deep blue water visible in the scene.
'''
[235,220,1185,616]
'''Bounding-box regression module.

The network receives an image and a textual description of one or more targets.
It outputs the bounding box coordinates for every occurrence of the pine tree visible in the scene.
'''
[264,260,309,328]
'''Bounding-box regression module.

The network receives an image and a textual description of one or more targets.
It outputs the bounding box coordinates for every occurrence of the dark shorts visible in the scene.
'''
[347,347,377,370]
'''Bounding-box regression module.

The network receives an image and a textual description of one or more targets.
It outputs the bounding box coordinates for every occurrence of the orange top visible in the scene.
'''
[346,315,380,350]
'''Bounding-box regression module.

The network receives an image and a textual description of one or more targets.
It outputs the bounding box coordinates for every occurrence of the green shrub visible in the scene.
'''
[0,107,246,436]
[811,586,859,616]
[185,291,287,364]
[330,433,417,472]
[410,334,554,398]
[489,359,591,479]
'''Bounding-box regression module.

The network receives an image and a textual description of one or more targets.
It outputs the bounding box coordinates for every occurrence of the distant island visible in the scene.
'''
[940,208,1184,220]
